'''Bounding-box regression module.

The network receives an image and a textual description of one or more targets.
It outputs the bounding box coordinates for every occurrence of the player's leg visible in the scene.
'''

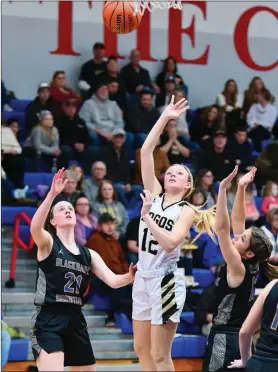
[151,321,178,371]
[36,349,64,371]
[133,320,157,371]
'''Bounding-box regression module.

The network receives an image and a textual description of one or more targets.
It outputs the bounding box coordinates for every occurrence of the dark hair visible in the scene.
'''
[96,180,118,203]
[163,56,177,74]
[266,207,278,224]
[6,118,19,126]
[93,42,105,52]
[260,88,271,102]
[44,204,56,236]
[107,55,118,63]
[52,70,65,80]
[248,226,272,264]
[222,79,238,106]
[189,187,207,206]
[196,169,217,203]
[73,193,92,214]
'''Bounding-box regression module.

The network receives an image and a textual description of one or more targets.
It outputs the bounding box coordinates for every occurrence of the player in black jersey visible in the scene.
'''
[202,166,272,372]
[30,168,136,371]
[229,279,278,372]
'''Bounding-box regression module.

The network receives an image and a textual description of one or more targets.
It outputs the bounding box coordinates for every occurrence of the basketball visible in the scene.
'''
[102,1,142,34]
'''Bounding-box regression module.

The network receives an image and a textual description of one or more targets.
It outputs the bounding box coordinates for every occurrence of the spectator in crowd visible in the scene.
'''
[195,169,217,208]
[255,125,278,191]
[120,49,154,95]
[79,81,127,147]
[107,76,127,113]
[189,105,221,145]
[79,42,107,98]
[52,169,79,205]
[69,164,85,191]
[1,124,26,191]
[155,75,177,108]
[24,111,61,172]
[25,83,57,134]
[6,117,20,139]
[126,216,140,264]
[159,119,191,164]
[216,79,243,133]
[226,174,242,215]
[56,99,95,173]
[261,181,278,215]
[125,89,160,148]
[82,161,107,204]
[1,80,15,111]
[245,187,260,226]
[197,130,235,181]
[86,213,132,325]
[74,193,98,246]
[261,208,278,264]
[242,76,275,115]
[92,180,129,240]
[227,126,254,173]
[189,187,207,208]
[49,71,81,111]
[155,56,188,96]
[99,128,142,208]
[247,88,277,151]
[135,137,170,185]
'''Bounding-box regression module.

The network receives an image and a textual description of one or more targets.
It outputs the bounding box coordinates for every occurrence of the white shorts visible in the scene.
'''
[132,269,186,325]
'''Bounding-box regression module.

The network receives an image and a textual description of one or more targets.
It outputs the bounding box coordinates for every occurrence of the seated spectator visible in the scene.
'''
[261,208,278,264]
[79,81,127,147]
[99,128,142,208]
[86,213,132,325]
[155,75,177,108]
[74,193,98,246]
[227,126,254,173]
[49,71,81,111]
[160,119,190,164]
[255,126,278,191]
[135,138,170,185]
[25,82,57,134]
[245,187,260,226]
[52,170,80,205]
[120,48,156,95]
[242,76,275,115]
[197,130,235,181]
[78,42,107,98]
[82,161,107,204]
[1,80,15,112]
[92,180,129,240]
[261,181,278,215]
[216,79,243,133]
[125,89,160,148]
[195,169,217,208]
[155,56,188,97]
[24,111,61,172]
[189,187,207,208]
[107,76,127,113]
[6,117,20,140]
[69,164,84,190]
[126,216,140,264]
[247,88,277,151]
[56,99,95,173]
[189,105,221,145]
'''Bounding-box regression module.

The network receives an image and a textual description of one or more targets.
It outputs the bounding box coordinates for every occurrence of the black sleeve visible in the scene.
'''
[25,102,38,134]
[75,118,90,146]
[126,218,140,241]
[79,61,88,81]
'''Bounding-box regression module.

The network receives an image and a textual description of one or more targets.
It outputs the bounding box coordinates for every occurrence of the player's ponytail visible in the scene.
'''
[265,262,278,281]
[189,204,217,242]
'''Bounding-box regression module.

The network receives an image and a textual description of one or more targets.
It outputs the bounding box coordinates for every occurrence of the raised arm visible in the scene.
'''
[30,169,68,257]
[229,279,278,370]
[89,250,136,288]
[231,167,257,235]
[140,190,195,252]
[216,166,245,277]
[140,96,189,195]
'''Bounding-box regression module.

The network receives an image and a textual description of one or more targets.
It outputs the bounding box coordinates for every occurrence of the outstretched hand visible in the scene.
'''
[163,95,190,120]
[238,167,257,188]
[220,166,238,190]
[49,168,68,197]
[140,190,153,218]
[228,359,246,369]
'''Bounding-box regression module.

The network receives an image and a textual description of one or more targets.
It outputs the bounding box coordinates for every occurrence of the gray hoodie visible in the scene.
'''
[79,95,124,133]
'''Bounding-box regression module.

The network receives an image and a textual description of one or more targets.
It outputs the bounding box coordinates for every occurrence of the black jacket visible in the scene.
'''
[126,105,160,134]
[56,114,89,147]
[25,97,57,134]
[100,144,130,184]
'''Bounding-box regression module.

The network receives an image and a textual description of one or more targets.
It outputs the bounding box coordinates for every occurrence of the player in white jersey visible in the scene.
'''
[132,96,216,371]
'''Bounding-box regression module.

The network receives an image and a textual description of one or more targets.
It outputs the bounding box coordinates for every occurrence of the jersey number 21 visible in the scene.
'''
[142,228,158,256]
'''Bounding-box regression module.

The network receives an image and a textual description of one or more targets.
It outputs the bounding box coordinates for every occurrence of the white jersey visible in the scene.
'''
[138,193,187,273]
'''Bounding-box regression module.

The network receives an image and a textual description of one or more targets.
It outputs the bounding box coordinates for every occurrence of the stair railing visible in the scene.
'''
[5,212,34,288]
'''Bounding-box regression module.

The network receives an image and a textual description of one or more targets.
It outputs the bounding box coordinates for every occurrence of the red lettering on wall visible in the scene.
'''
[169,1,209,64]
[234,6,278,71]
[50,1,79,56]
[137,11,157,61]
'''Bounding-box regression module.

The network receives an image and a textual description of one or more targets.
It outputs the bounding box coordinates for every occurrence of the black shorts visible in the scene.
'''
[246,355,278,372]
[31,304,95,366]
[202,328,242,372]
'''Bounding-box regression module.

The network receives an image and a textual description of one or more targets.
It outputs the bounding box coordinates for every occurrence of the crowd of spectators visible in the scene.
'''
[2,41,278,327]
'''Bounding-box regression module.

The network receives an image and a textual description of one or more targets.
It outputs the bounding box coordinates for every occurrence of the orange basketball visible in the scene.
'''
[103,1,142,34]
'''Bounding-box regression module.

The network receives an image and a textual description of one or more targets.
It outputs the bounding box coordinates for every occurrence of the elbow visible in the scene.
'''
[239,328,251,339]
[163,239,176,252]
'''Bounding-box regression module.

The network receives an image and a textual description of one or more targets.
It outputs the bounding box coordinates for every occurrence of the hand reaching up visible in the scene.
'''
[163,95,190,120]
[219,166,238,190]
[238,167,257,188]
[49,168,68,197]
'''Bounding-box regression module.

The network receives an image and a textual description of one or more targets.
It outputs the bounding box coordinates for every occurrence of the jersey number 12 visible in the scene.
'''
[142,228,158,256]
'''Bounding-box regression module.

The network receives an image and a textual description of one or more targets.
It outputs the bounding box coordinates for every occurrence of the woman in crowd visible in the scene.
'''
[260,208,278,264]
[189,105,221,144]
[196,169,217,209]
[69,164,85,191]
[261,181,278,215]
[74,193,98,246]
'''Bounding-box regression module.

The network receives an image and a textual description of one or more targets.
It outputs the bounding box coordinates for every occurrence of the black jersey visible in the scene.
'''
[34,236,92,307]
[255,281,278,360]
[212,260,259,330]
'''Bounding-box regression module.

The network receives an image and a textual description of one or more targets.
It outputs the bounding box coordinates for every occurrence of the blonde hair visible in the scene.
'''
[170,164,216,241]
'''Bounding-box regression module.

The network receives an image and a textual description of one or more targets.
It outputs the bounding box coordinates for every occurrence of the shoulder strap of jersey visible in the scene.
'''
[78,245,92,268]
